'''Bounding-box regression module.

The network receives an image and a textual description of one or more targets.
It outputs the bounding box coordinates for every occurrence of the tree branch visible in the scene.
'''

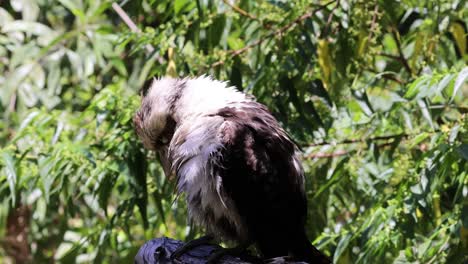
[112,2,164,64]
[305,149,350,159]
[302,125,465,159]
[304,141,403,159]
[8,92,16,112]
[366,4,379,43]
[391,28,413,75]
[307,133,409,147]
[211,0,338,68]
[222,0,259,21]
[364,67,404,84]
[320,0,340,37]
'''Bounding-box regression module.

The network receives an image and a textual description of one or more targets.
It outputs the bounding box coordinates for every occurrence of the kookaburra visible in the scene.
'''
[134,76,330,263]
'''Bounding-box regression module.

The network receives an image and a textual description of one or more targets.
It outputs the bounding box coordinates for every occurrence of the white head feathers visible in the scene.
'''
[134,76,248,150]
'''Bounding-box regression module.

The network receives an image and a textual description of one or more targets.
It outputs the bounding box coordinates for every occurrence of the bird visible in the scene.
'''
[133,76,331,263]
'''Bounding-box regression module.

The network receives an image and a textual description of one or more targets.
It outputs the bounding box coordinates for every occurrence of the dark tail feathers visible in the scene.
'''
[289,232,332,264]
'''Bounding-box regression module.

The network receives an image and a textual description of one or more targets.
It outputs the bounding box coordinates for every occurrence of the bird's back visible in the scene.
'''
[211,102,310,258]
[170,99,316,259]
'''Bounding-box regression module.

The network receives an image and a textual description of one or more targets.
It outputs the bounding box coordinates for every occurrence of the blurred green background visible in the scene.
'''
[0,0,467,263]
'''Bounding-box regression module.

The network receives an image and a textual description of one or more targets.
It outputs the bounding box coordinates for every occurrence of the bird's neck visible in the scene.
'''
[172,78,248,122]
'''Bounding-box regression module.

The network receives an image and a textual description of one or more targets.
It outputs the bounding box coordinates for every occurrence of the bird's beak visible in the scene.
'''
[158,147,174,180]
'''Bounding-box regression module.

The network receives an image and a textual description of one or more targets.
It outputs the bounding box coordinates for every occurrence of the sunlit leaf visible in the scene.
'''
[417,99,433,129]
[334,232,352,261]
[317,39,332,89]
[449,21,467,58]
[2,20,52,36]
[404,75,430,99]
[0,7,14,26]
[451,67,468,102]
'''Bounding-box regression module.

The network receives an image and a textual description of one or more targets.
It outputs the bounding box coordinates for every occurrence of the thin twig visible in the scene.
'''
[305,141,400,159]
[366,4,379,43]
[378,52,401,61]
[305,149,350,159]
[112,3,141,34]
[222,0,258,21]
[307,133,409,147]
[8,93,16,112]
[391,28,412,75]
[320,0,340,37]
[377,50,414,77]
[418,104,468,111]
[211,0,338,68]
[112,2,163,62]
[364,67,404,84]
[379,73,404,84]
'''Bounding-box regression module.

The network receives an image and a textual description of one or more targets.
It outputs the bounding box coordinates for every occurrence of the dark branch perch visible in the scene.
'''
[135,237,310,264]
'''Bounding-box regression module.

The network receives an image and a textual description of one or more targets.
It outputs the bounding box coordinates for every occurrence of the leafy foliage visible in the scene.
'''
[0,0,467,263]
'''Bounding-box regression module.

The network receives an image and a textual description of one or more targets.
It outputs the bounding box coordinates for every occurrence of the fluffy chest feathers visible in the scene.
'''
[169,109,246,241]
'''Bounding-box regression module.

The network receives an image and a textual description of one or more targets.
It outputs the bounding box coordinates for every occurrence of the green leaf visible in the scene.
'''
[174,0,195,14]
[404,76,430,99]
[313,157,349,199]
[0,7,15,26]
[11,0,40,21]
[110,58,128,76]
[209,15,226,46]
[409,132,429,148]
[334,232,352,261]
[96,171,117,214]
[1,152,17,206]
[417,99,433,129]
[449,124,460,144]
[2,62,35,106]
[2,21,52,36]
[436,73,454,94]
[457,144,468,161]
[451,67,468,102]
[449,21,467,58]
[39,156,55,202]
[128,149,148,228]
[227,36,245,50]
